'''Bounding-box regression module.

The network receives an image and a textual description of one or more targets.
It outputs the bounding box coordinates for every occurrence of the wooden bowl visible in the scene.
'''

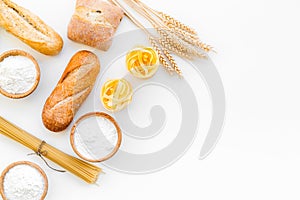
[0,161,48,200]
[0,50,40,99]
[70,112,122,163]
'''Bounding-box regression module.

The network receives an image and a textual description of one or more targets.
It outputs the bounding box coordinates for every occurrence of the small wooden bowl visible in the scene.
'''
[0,161,48,200]
[0,50,40,99]
[70,112,122,163]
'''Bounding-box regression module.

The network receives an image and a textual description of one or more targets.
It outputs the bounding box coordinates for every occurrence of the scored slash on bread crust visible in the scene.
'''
[68,0,124,51]
[42,51,100,132]
[0,0,63,55]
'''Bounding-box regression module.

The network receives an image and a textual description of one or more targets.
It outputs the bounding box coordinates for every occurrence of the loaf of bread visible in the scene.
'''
[68,0,124,51]
[42,50,100,132]
[0,0,63,55]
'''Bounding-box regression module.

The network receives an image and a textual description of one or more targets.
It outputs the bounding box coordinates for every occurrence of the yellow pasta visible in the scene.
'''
[101,79,133,112]
[126,46,159,79]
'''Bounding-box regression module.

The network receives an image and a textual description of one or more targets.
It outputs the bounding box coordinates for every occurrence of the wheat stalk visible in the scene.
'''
[166,23,199,40]
[159,39,192,60]
[111,0,214,77]
[134,0,198,37]
[149,36,174,74]
[162,48,182,76]
[124,0,191,70]
[156,28,190,56]
[127,1,192,57]
[163,28,207,58]
[167,24,213,52]
[158,12,198,36]
[109,0,179,76]
[127,0,213,55]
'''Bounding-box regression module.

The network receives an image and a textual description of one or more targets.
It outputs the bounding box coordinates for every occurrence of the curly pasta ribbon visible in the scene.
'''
[101,79,133,112]
[126,47,159,79]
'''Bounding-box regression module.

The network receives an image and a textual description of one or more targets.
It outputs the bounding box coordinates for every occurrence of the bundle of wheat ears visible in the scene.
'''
[110,0,214,77]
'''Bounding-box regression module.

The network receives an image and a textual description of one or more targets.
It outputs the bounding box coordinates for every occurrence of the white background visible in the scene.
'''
[1,0,300,199]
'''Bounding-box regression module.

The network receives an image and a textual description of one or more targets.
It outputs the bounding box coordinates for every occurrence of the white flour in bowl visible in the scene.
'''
[74,116,118,161]
[0,56,37,94]
[3,164,45,200]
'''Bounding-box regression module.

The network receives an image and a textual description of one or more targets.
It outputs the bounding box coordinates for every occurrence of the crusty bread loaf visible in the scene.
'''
[67,0,124,51]
[0,0,63,55]
[42,50,100,132]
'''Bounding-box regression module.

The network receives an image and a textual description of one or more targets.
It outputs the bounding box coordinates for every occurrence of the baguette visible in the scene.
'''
[0,0,63,55]
[42,50,100,132]
[67,0,124,51]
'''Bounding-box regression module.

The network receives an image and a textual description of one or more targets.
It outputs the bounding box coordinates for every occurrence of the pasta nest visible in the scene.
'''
[126,47,159,79]
[101,79,133,112]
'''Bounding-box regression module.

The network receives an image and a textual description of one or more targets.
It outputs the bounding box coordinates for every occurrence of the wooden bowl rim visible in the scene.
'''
[0,49,40,99]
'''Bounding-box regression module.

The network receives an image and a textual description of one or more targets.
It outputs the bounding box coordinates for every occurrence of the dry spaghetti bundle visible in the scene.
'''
[0,116,102,184]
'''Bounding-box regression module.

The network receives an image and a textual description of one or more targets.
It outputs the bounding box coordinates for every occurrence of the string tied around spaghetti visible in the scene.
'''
[27,141,66,173]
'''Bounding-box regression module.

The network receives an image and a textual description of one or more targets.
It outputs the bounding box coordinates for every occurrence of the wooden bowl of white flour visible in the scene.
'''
[70,112,122,163]
[0,50,40,99]
[0,161,48,200]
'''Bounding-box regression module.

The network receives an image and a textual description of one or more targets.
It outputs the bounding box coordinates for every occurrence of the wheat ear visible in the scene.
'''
[149,37,174,74]
[159,12,198,36]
